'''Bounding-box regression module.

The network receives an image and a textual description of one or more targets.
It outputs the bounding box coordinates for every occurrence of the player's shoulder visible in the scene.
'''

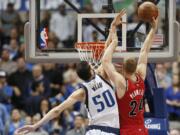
[95,68,109,82]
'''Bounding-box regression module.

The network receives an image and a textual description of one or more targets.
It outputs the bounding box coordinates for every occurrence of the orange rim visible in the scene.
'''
[75,42,105,50]
[75,42,105,60]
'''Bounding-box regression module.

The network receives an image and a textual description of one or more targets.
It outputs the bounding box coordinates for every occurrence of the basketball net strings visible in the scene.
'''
[77,44,104,69]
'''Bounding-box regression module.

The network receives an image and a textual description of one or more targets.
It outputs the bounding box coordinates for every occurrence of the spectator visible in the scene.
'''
[63,109,76,129]
[0,103,9,135]
[0,71,14,112]
[50,117,65,135]
[47,41,57,49]
[40,99,50,118]
[40,99,52,132]
[66,114,85,135]
[63,68,81,98]
[82,3,94,13]
[48,32,60,47]
[43,63,63,97]
[49,92,65,108]
[172,62,180,75]
[164,62,173,77]
[8,39,19,60]
[13,43,25,60]
[91,31,99,42]
[63,68,82,111]
[8,57,32,109]
[0,119,3,134]
[0,3,21,39]
[6,109,24,135]
[166,74,180,120]
[10,28,19,42]
[156,64,172,89]
[27,114,48,135]
[41,11,51,28]
[50,3,75,48]
[26,81,45,116]
[0,49,17,75]
[32,65,50,98]
[25,116,32,125]
[0,29,5,50]
[170,128,180,135]
[83,18,105,42]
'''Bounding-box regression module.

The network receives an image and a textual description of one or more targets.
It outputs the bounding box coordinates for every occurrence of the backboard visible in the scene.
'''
[25,0,180,63]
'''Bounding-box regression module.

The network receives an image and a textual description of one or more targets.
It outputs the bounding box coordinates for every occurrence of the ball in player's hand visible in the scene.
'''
[138,2,159,22]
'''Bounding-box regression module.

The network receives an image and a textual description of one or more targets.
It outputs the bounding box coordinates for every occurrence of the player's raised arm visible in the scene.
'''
[15,89,85,134]
[97,9,126,75]
[102,32,126,98]
[105,9,126,48]
[136,17,159,80]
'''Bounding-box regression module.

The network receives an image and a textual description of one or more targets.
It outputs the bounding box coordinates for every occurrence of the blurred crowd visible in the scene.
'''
[0,0,180,135]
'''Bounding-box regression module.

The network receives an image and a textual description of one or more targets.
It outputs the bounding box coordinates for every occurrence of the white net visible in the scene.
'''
[75,42,105,69]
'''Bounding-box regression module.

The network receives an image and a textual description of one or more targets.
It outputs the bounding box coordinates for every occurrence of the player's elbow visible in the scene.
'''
[52,107,61,117]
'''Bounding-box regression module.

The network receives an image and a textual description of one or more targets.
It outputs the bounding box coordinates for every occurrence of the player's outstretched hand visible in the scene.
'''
[15,125,36,135]
[111,9,126,27]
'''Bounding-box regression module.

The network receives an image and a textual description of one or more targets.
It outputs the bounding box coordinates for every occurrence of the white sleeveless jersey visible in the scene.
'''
[81,74,119,128]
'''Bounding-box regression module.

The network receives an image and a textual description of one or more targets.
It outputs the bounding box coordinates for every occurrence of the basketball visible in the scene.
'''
[138,2,159,22]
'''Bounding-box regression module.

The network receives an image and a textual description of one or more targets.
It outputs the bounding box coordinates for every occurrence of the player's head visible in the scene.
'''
[76,61,92,81]
[123,58,137,75]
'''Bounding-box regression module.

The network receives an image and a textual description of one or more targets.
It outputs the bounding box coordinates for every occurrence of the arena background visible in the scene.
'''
[0,0,180,135]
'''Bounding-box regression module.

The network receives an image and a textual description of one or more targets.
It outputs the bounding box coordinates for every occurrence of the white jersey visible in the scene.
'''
[81,74,119,128]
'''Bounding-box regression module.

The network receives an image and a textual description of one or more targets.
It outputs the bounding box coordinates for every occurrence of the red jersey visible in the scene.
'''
[116,73,148,135]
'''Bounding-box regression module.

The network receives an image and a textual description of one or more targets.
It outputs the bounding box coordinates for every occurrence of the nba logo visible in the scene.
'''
[39,27,48,49]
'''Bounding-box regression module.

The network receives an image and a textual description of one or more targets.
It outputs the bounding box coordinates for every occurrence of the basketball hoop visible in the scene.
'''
[75,42,105,69]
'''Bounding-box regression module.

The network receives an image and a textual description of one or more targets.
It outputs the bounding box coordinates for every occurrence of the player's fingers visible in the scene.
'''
[17,127,28,133]
[119,9,126,16]
[119,8,126,16]
[116,9,125,19]
[120,8,126,14]
[24,130,30,134]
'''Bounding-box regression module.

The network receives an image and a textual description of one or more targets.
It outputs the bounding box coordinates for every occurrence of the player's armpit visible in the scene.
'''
[67,88,86,103]
[136,63,147,80]
[115,72,127,99]
[102,61,126,98]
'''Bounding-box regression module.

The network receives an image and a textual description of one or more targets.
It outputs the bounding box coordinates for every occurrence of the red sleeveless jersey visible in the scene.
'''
[116,73,145,128]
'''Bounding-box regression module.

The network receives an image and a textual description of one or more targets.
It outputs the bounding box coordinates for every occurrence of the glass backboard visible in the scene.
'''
[25,0,179,63]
